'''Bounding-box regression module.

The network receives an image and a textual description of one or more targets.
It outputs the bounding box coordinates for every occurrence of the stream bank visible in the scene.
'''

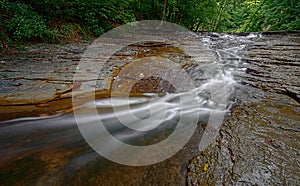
[0,31,299,185]
[187,31,300,185]
[187,93,300,185]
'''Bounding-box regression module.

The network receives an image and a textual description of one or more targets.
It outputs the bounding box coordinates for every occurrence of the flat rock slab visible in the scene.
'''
[1,32,217,106]
[0,32,299,112]
[0,42,88,106]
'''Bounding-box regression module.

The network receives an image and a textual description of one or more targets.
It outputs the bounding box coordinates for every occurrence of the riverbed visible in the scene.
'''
[0,30,299,185]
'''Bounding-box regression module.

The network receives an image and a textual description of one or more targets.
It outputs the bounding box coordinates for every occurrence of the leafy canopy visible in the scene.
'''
[0,0,299,44]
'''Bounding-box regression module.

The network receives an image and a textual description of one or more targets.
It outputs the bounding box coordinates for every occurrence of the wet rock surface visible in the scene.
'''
[187,93,300,185]
[0,42,89,105]
[202,32,300,102]
[1,31,216,119]
[242,33,300,103]
[187,32,300,185]
[0,42,90,120]
[0,31,300,185]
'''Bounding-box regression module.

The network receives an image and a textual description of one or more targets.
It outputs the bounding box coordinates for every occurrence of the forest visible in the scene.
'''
[1,0,299,45]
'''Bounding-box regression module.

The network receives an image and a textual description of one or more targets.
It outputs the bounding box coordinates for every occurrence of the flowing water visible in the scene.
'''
[0,75,237,185]
[0,32,299,185]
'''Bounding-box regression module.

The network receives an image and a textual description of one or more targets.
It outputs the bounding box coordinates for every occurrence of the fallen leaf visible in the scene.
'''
[203,163,209,171]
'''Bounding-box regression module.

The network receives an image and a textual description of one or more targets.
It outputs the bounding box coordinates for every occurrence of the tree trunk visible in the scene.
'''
[162,0,168,21]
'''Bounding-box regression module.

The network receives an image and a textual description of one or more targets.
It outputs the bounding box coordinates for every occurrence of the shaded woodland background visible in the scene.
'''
[0,0,299,46]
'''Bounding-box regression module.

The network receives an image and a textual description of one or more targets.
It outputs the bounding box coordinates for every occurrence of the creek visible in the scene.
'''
[0,32,299,185]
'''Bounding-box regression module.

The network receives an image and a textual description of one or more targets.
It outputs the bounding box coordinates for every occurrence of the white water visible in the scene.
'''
[0,33,265,168]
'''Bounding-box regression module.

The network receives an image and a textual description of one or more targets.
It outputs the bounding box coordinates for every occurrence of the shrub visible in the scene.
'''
[6,2,48,41]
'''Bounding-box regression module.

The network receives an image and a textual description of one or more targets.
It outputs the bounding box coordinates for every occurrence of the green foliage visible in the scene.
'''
[1,0,135,44]
[261,0,300,31]
[230,0,300,32]
[7,4,47,41]
[0,0,299,46]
